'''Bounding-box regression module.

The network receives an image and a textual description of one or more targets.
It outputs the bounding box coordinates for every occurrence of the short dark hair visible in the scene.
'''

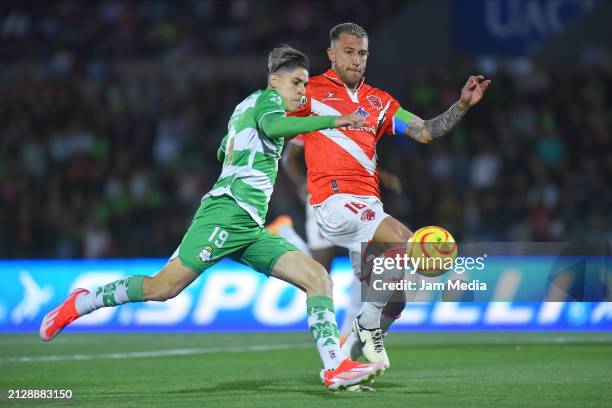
[330,22,368,44]
[268,45,309,74]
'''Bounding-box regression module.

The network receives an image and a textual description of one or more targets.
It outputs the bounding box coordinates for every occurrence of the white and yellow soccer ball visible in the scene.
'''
[407,226,458,277]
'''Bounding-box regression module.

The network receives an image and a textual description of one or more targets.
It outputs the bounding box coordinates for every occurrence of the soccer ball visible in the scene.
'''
[407,226,457,277]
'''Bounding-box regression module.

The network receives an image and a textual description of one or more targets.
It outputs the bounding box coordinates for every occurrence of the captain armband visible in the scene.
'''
[392,107,414,135]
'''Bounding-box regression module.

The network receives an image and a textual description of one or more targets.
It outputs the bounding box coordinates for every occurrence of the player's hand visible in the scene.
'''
[379,169,402,194]
[335,114,365,128]
[459,75,491,109]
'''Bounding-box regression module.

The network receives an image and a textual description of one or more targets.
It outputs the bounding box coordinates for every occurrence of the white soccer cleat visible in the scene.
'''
[352,318,390,369]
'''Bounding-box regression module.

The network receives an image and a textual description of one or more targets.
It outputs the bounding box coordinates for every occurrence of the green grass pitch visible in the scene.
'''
[1,332,611,407]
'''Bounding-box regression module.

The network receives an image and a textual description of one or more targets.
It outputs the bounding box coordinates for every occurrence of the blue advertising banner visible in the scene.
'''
[453,0,596,55]
[0,257,611,333]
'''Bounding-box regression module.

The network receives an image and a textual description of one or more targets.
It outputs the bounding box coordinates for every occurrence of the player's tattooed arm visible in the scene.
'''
[405,102,468,144]
[396,75,491,144]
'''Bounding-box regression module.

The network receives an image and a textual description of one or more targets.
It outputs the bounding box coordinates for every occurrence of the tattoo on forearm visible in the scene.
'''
[425,101,467,141]
[406,102,468,143]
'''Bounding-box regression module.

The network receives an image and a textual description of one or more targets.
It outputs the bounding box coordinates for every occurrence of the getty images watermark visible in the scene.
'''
[371,252,488,292]
[359,242,612,302]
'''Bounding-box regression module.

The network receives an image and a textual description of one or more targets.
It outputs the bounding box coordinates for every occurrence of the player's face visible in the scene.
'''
[328,33,369,88]
[269,67,309,112]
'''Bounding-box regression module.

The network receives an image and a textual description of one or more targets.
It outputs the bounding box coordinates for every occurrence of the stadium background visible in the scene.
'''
[1,0,611,333]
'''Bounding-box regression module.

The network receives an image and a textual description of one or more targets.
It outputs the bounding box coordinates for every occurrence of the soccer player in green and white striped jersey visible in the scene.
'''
[39,45,385,390]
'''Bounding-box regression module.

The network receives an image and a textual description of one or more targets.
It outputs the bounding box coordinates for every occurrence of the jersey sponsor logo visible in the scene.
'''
[342,126,377,134]
[199,246,213,262]
[367,95,382,110]
[322,92,343,102]
[311,98,377,174]
[360,209,376,222]
[354,106,370,117]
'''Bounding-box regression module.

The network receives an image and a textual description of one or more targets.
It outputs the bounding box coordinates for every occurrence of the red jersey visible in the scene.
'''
[291,69,401,205]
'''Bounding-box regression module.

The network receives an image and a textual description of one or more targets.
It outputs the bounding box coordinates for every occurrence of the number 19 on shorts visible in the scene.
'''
[208,227,229,248]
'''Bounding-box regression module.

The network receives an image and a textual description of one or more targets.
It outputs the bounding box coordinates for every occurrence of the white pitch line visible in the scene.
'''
[0,337,99,346]
[0,342,312,364]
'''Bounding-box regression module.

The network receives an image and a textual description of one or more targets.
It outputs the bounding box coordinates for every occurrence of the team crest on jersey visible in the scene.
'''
[270,93,282,106]
[299,95,307,106]
[199,246,213,262]
[367,95,382,110]
[354,106,370,117]
[361,209,376,222]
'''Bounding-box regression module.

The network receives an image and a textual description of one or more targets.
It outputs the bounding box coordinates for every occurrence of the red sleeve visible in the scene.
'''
[377,90,401,137]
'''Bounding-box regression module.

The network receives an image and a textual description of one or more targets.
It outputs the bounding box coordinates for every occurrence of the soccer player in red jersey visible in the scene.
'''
[291,22,491,368]
[280,136,403,344]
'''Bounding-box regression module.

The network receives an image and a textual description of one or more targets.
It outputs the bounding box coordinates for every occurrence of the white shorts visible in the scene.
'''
[305,200,334,250]
[313,194,390,253]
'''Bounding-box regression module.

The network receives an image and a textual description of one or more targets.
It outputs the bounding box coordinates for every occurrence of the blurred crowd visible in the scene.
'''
[379,61,612,243]
[1,2,611,259]
[1,1,400,63]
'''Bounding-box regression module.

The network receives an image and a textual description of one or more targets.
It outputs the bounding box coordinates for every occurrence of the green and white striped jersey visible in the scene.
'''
[204,89,287,226]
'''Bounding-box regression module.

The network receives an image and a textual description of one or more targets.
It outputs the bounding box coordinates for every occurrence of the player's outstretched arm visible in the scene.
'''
[261,113,365,139]
[398,75,491,144]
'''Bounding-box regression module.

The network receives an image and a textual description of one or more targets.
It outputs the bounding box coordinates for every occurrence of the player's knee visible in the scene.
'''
[306,263,333,295]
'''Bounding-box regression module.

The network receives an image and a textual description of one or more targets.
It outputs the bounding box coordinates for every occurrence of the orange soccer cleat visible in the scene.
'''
[39,288,89,342]
[323,358,385,391]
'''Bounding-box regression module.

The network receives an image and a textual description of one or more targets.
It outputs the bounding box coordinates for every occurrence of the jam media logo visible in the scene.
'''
[367,95,382,110]
[354,106,370,117]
